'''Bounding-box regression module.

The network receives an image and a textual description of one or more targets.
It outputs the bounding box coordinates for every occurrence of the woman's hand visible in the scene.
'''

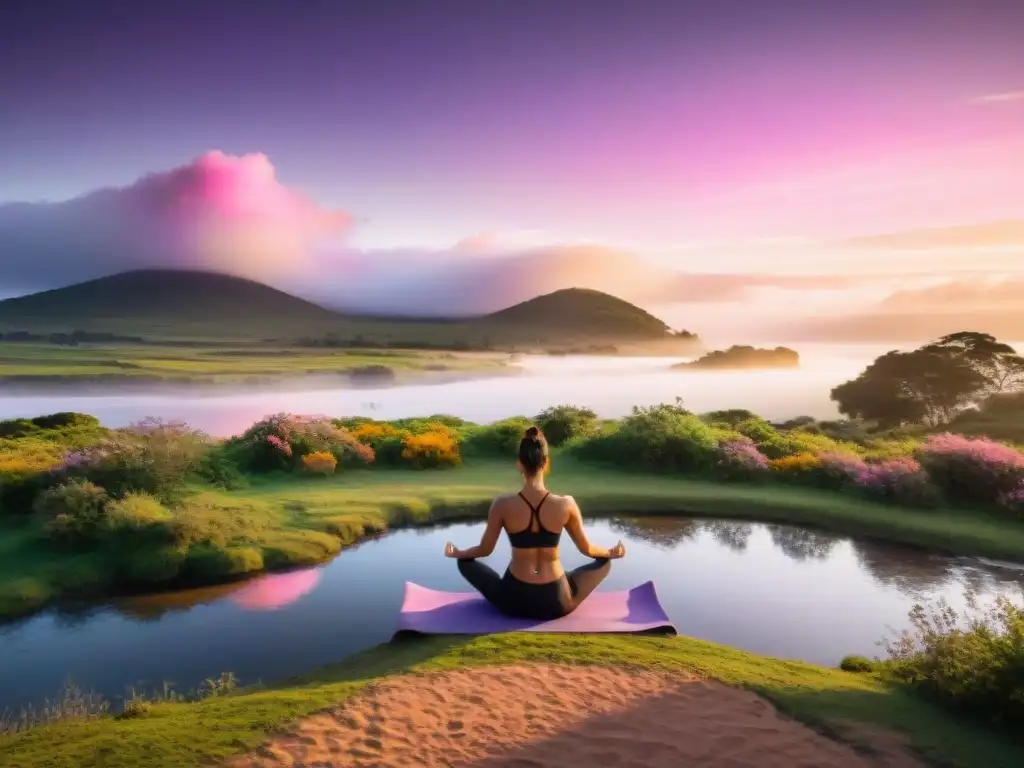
[444,541,460,558]
[608,540,626,559]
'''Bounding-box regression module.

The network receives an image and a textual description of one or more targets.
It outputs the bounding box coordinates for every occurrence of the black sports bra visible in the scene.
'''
[506,492,561,549]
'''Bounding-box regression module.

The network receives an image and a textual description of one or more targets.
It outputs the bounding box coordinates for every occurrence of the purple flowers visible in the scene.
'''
[854,457,941,508]
[715,441,770,481]
[266,434,293,457]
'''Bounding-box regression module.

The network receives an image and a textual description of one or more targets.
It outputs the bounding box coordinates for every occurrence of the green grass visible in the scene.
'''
[0,342,509,384]
[4,458,1024,621]
[2,633,1021,768]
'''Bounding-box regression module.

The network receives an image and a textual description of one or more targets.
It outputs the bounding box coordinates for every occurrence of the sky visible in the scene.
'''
[1,0,1022,341]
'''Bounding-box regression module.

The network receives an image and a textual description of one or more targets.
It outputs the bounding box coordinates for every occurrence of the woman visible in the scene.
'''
[444,426,625,620]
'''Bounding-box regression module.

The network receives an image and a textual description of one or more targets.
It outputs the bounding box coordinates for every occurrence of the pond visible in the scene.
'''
[0,349,878,435]
[2,517,1022,713]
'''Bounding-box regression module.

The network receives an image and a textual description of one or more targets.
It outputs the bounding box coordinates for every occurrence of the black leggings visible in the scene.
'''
[457,557,611,621]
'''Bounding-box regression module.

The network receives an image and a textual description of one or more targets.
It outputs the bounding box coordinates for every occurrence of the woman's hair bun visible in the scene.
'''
[525,426,541,439]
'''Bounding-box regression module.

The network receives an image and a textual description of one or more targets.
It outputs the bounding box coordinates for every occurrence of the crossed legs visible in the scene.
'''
[457,557,611,615]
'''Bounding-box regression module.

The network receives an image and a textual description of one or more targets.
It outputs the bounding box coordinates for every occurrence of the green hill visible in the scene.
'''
[0,272,685,351]
[480,288,673,341]
[0,269,338,328]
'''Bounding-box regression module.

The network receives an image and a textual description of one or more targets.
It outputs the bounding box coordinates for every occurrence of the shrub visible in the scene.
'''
[194,445,247,490]
[768,452,822,482]
[883,596,1024,729]
[230,414,374,472]
[814,452,867,491]
[713,441,769,482]
[0,438,65,515]
[839,655,878,673]
[575,402,718,473]
[998,486,1024,518]
[701,409,763,427]
[461,417,533,457]
[302,450,337,475]
[534,405,598,446]
[735,418,778,444]
[70,419,209,502]
[33,480,110,547]
[102,493,177,544]
[402,430,461,469]
[918,433,1024,506]
[854,458,941,508]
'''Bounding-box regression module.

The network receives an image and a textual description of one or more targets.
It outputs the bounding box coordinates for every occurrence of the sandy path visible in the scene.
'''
[227,663,923,768]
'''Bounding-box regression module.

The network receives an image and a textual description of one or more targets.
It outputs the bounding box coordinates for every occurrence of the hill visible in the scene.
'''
[480,288,673,341]
[0,272,690,352]
[0,269,338,328]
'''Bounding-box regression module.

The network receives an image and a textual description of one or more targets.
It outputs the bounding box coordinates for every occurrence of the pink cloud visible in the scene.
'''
[0,150,352,288]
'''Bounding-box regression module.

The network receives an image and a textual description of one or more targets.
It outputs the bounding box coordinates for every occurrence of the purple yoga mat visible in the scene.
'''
[394,580,676,637]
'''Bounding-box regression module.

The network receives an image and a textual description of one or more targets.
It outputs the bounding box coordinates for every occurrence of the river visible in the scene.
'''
[2,517,1022,713]
[0,346,896,435]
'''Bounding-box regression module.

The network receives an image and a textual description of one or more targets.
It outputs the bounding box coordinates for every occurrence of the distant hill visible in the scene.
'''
[480,288,673,340]
[0,270,338,326]
[0,271,687,350]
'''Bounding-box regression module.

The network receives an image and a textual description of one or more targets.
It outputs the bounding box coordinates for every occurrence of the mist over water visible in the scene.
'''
[0,344,902,435]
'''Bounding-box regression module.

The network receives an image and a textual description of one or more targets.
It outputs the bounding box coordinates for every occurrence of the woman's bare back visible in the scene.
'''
[497,490,572,583]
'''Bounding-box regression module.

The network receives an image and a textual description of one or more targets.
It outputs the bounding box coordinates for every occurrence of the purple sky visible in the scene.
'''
[0,0,1022,338]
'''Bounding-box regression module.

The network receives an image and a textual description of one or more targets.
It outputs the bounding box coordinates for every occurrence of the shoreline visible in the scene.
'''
[0,365,521,398]
[4,460,1024,624]
[3,633,1022,768]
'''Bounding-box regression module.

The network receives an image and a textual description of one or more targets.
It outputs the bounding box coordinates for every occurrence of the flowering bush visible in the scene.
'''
[854,458,941,508]
[815,452,867,490]
[64,419,210,502]
[768,452,822,482]
[401,430,461,469]
[230,414,374,472]
[350,423,406,443]
[918,433,1024,506]
[301,450,338,476]
[714,441,769,481]
[0,438,66,516]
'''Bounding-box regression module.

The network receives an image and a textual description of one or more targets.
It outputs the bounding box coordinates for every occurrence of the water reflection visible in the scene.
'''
[230,569,322,611]
[701,521,754,553]
[765,524,840,561]
[609,516,701,548]
[4,517,1024,713]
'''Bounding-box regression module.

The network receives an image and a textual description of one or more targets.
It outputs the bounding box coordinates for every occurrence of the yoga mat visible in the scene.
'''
[393,580,676,637]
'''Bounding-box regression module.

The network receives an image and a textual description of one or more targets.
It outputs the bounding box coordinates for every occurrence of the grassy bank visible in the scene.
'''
[0,341,509,388]
[4,459,1024,621]
[3,632,1022,768]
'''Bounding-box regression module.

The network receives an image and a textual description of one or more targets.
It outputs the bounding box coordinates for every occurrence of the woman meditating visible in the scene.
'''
[444,426,625,620]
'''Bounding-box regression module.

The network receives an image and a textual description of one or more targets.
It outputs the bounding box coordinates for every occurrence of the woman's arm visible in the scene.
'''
[445,499,503,559]
[564,497,624,559]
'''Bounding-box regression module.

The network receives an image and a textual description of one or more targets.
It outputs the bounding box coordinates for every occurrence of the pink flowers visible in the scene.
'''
[266,434,293,457]
[854,458,940,508]
[919,433,1024,504]
[715,441,769,480]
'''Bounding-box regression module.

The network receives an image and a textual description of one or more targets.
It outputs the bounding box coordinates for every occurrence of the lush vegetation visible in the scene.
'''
[3,399,1024,623]
[675,344,800,370]
[3,632,1023,768]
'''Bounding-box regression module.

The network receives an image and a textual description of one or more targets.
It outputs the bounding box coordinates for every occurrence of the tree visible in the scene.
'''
[830,349,988,428]
[923,332,1024,396]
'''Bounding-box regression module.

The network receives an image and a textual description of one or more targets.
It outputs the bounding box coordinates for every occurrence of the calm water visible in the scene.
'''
[0,347,891,435]
[2,517,1022,712]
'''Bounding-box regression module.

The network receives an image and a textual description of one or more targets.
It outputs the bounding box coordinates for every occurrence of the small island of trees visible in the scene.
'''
[674,345,800,370]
